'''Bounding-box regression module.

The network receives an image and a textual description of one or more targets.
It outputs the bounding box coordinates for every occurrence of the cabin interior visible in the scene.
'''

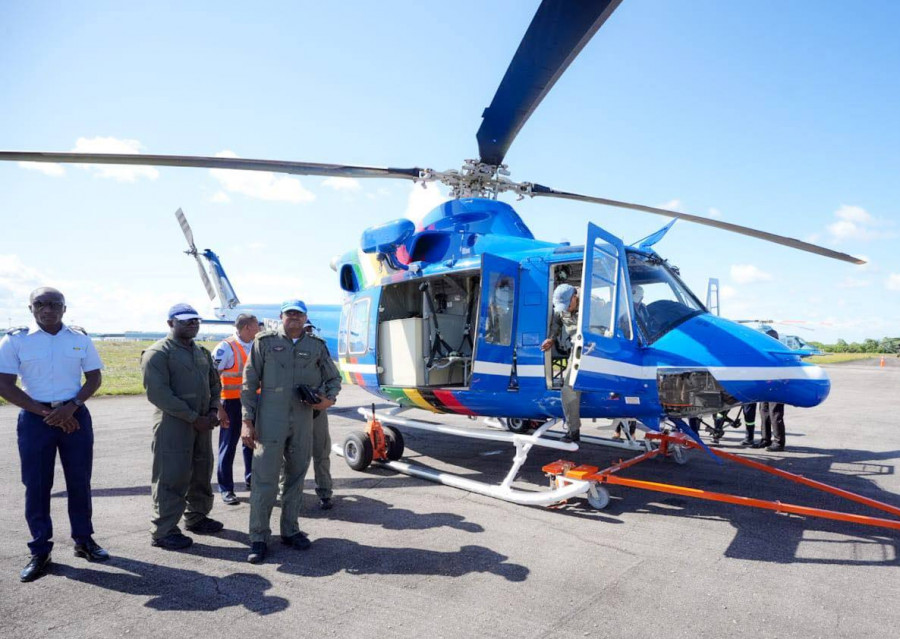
[377,272,480,388]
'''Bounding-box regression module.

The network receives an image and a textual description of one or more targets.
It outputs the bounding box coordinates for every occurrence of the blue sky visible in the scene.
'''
[1,1,897,342]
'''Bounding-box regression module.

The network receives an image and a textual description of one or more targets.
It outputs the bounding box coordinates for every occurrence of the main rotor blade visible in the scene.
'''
[174,208,195,249]
[0,151,423,180]
[194,255,216,301]
[530,184,866,265]
[476,0,622,167]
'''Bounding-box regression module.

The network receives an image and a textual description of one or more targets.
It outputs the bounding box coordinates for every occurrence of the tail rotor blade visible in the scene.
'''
[174,208,196,249]
[194,255,216,301]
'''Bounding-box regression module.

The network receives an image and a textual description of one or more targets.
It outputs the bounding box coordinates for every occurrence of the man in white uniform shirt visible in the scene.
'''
[0,287,107,583]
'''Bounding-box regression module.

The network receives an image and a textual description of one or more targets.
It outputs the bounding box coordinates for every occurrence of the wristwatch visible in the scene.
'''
[71,398,85,407]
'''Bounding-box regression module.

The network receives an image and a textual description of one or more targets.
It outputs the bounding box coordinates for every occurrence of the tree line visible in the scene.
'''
[811,338,900,354]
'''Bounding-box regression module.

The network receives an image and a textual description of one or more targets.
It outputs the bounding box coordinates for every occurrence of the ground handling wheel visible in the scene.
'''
[343,431,374,471]
[587,484,610,510]
[383,425,405,461]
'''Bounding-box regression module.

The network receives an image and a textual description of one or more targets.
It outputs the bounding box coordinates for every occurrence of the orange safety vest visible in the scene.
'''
[220,336,248,400]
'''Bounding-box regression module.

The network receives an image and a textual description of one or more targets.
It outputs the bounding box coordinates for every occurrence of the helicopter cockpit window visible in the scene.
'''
[485,274,515,346]
[627,252,703,343]
[348,298,370,354]
[586,238,617,337]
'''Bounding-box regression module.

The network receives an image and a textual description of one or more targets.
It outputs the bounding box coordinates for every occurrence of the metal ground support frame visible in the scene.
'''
[544,432,900,530]
[331,409,594,507]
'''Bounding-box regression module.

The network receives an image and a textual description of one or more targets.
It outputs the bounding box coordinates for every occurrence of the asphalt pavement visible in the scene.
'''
[1,365,898,638]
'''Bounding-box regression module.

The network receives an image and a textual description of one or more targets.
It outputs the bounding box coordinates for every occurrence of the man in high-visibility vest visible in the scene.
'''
[213,313,260,505]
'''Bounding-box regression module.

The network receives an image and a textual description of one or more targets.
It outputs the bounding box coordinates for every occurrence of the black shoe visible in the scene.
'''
[752,439,772,449]
[221,491,239,505]
[281,531,312,550]
[20,553,51,583]
[185,517,224,535]
[561,433,580,444]
[248,542,267,564]
[739,438,754,447]
[766,443,785,452]
[319,497,333,511]
[151,532,193,550]
[74,538,110,562]
[245,479,251,492]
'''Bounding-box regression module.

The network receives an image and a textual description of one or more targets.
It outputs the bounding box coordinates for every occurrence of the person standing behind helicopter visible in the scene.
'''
[541,284,580,443]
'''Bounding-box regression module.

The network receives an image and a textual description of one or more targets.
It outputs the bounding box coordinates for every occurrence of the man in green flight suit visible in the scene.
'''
[241,299,341,564]
[142,303,224,550]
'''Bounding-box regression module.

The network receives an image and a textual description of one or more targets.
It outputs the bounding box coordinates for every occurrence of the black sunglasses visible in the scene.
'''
[32,301,64,310]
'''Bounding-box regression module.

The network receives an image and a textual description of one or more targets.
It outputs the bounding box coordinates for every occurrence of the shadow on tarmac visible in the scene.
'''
[275,538,528,582]
[52,557,289,614]
[391,428,900,566]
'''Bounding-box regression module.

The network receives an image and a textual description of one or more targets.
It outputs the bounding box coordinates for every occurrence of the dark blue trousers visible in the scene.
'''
[17,407,94,556]
[217,398,253,493]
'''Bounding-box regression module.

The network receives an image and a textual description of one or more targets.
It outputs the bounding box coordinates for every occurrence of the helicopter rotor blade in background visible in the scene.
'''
[174,208,216,301]
[529,184,866,265]
[476,0,623,167]
[194,255,216,301]
[174,207,195,248]
[0,151,423,181]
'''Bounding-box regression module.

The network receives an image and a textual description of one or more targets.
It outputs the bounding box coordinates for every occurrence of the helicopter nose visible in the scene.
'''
[653,314,831,408]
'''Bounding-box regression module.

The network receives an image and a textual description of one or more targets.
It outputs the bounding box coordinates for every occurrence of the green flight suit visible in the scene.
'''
[242,326,341,543]
[141,335,221,540]
[312,409,332,500]
[549,309,581,436]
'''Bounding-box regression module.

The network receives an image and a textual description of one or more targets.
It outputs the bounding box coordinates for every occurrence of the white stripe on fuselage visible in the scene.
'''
[579,354,827,382]
[340,362,377,374]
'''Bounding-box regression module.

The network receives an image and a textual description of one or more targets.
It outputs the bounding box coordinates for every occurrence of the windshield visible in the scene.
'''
[627,251,705,343]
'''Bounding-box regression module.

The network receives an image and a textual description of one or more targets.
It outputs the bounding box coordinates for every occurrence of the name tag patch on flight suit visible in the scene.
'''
[296,352,310,358]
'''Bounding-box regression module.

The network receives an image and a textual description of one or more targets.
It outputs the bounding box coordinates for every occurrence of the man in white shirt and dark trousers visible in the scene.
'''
[212,313,260,504]
[0,287,108,583]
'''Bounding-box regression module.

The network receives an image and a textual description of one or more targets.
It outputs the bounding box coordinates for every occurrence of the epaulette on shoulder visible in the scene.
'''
[68,325,87,335]
[309,333,326,344]
[5,326,28,336]
[256,329,279,340]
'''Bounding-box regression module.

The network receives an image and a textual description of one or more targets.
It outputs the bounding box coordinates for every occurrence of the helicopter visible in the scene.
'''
[0,1,876,513]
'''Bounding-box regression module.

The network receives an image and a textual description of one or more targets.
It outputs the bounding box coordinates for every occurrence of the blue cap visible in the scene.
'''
[281,299,308,314]
[168,303,201,321]
[552,284,577,313]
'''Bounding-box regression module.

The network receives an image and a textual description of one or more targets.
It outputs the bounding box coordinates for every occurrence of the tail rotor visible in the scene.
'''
[174,208,216,301]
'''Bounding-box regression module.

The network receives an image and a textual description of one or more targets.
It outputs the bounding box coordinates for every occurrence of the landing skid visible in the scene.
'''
[333,408,602,508]
[337,410,900,530]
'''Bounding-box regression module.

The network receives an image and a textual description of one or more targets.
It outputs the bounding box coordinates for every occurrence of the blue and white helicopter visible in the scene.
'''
[0,0,871,513]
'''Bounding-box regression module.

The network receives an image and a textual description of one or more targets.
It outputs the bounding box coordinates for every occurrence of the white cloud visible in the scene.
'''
[658,199,682,212]
[720,284,737,300]
[730,264,773,284]
[209,150,315,203]
[210,191,231,204]
[72,136,160,182]
[18,161,65,177]
[824,205,889,243]
[886,274,900,291]
[404,183,449,224]
[837,277,870,289]
[322,177,361,191]
[248,242,265,251]
[707,207,722,219]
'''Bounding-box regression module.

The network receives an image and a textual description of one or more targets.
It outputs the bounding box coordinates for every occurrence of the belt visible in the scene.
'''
[38,400,74,409]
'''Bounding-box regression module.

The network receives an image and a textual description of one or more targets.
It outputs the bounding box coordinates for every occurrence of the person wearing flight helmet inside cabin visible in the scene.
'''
[541,283,581,443]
